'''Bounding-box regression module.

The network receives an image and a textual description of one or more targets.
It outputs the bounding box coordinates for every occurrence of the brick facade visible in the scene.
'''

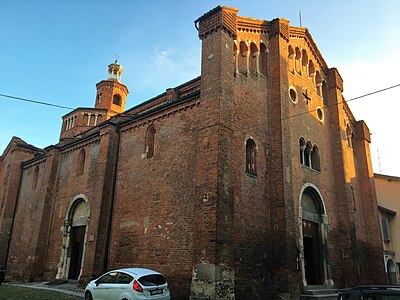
[0,6,385,299]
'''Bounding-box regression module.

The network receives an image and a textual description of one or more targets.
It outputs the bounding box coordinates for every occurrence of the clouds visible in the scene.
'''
[153,49,177,71]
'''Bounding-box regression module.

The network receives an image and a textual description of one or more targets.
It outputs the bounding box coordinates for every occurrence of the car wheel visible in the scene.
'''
[84,291,93,300]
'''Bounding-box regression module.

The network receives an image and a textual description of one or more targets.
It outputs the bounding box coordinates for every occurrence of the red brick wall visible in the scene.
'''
[1,6,386,300]
[0,143,37,269]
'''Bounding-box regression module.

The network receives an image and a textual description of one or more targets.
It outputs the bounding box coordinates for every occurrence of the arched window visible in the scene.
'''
[249,42,259,75]
[238,41,248,76]
[288,46,295,73]
[295,47,302,74]
[77,149,86,175]
[315,71,323,97]
[299,138,306,165]
[246,139,257,175]
[308,60,315,77]
[259,43,268,76]
[145,126,156,158]
[113,94,122,106]
[301,49,308,74]
[304,141,312,168]
[96,93,102,105]
[32,166,39,189]
[311,145,321,172]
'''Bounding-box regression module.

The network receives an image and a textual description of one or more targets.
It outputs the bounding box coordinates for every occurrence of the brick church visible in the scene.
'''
[0,6,385,299]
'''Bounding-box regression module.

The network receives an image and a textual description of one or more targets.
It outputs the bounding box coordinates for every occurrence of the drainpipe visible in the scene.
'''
[103,123,121,272]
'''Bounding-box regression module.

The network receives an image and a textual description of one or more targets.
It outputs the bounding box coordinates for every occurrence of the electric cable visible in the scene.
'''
[283,83,400,120]
[0,93,74,110]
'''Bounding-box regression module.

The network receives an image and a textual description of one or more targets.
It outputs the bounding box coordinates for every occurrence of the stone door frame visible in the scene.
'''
[56,194,90,280]
[298,184,333,287]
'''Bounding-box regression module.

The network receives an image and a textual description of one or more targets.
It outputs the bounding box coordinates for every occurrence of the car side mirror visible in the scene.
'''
[95,280,100,286]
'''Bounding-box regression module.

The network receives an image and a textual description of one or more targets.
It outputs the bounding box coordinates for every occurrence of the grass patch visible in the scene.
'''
[0,285,82,299]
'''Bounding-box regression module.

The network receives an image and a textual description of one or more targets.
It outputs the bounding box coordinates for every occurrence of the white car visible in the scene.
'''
[84,268,170,300]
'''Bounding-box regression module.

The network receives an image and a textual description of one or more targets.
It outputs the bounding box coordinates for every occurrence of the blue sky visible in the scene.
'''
[1,1,400,176]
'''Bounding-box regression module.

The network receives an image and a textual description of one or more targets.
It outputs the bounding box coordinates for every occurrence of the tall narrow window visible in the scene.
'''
[246,139,257,176]
[259,43,268,76]
[301,49,308,74]
[288,46,295,73]
[32,166,39,189]
[77,149,86,175]
[381,218,391,242]
[238,41,248,76]
[311,145,321,171]
[308,60,315,77]
[249,42,259,75]
[146,126,156,158]
[295,47,302,74]
[315,71,323,97]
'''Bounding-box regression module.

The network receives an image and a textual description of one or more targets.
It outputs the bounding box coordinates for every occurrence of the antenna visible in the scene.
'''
[377,147,382,173]
[299,10,302,27]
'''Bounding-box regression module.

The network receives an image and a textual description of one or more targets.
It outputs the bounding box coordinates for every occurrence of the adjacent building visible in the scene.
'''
[0,6,386,299]
[375,173,400,285]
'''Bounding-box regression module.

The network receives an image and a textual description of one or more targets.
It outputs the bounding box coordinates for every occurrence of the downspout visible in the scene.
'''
[103,123,121,272]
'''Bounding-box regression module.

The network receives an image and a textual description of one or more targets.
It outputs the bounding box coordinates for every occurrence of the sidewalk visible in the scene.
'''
[4,280,84,298]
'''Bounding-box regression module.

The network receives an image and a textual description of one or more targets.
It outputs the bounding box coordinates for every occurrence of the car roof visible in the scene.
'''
[339,286,400,295]
[111,268,162,277]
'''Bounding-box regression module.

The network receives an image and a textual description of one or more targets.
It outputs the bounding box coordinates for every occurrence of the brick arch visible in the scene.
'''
[56,195,90,280]
[249,42,259,75]
[238,40,248,75]
[288,45,295,73]
[298,184,331,287]
[295,47,302,74]
[259,42,268,76]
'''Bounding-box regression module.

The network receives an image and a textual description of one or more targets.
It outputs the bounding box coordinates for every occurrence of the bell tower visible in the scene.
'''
[95,58,129,118]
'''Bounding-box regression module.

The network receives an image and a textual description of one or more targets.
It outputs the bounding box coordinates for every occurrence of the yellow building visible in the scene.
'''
[375,173,400,284]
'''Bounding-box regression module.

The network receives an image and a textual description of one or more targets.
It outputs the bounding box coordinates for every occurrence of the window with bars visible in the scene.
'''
[246,139,257,176]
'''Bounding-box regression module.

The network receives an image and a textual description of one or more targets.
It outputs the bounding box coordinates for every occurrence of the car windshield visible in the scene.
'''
[138,274,166,286]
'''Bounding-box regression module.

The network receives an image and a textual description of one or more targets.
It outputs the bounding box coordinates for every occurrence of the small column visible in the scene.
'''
[87,113,92,126]
[94,114,99,126]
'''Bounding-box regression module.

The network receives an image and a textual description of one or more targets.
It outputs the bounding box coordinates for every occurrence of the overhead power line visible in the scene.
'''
[283,83,400,120]
[0,93,74,110]
[1,82,399,117]
[346,83,400,103]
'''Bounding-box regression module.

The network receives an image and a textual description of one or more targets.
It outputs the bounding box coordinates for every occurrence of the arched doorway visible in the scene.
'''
[56,196,89,280]
[300,185,328,286]
[68,200,88,279]
[387,259,397,284]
